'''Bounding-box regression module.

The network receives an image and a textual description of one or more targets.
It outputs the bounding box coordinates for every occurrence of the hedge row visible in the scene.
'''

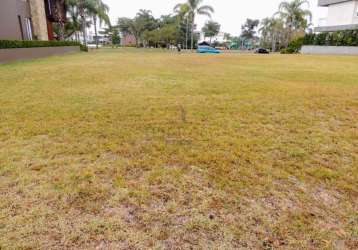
[0,40,87,51]
[281,30,358,54]
[303,30,358,47]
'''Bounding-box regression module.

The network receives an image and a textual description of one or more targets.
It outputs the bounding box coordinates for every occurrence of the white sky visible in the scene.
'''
[102,0,327,36]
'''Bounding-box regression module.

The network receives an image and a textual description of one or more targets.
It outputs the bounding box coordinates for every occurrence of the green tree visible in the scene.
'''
[177,0,214,50]
[65,5,82,41]
[66,0,102,45]
[91,0,111,48]
[111,29,120,46]
[118,10,157,47]
[202,21,220,44]
[174,3,190,49]
[241,19,260,40]
[259,17,285,51]
[276,0,312,43]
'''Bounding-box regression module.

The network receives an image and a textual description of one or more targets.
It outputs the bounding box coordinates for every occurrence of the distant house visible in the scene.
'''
[199,31,228,44]
[315,0,358,32]
[0,0,66,41]
[121,33,136,46]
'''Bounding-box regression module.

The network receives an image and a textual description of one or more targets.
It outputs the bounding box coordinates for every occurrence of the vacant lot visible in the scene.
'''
[0,49,357,249]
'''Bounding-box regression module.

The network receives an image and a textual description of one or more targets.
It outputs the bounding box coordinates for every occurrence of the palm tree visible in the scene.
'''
[91,0,111,48]
[66,0,91,45]
[174,3,190,49]
[276,0,312,43]
[259,17,284,51]
[177,0,214,50]
[65,4,82,41]
[67,0,109,46]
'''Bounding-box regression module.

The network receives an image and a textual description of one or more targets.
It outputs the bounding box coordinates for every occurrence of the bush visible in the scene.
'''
[280,48,296,54]
[0,40,87,52]
[280,37,304,54]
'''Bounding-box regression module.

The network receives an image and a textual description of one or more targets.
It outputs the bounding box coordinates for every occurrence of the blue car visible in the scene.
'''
[197,46,220,54]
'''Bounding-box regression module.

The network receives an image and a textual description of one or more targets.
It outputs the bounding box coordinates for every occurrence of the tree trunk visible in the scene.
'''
[93,16,99,49]
[81,14,87,46]
[185,17,189,50]
[272,34,276,52]
[191,15,195,50]
[135,34,139,48]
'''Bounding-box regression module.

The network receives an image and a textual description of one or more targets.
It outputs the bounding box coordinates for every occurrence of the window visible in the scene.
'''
[18,16,24,40]
[25,18,33,40]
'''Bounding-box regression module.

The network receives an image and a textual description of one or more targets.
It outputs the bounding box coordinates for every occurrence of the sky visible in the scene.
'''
[102,0,326,36]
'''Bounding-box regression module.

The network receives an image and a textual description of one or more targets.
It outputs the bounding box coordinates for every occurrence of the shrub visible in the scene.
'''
[280,47,296,54]
[280,37,304,54]
[0,40,87,52]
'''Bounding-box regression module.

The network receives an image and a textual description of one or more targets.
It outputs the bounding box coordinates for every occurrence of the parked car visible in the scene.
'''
[197,46,220,54]
[255,48,270,54]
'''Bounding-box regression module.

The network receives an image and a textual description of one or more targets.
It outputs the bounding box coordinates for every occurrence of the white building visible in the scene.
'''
[315,0,358,32]
[199,32,228,44]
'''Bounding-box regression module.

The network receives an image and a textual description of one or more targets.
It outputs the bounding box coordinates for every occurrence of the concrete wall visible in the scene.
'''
[0,46,80,63]
[301,45,358,55]
[0,0,32,40]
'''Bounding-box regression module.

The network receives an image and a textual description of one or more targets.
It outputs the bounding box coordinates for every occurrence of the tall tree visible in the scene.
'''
[241,19,260,41]
[118,10,157,47]
[177,0,214,50]
[259,17,285,51]
[174,3,190,49]
[66,0,95,45]
[66,4,82,41]
[91,0,111,48]
[277,0,312,43]
[202,21,220,44]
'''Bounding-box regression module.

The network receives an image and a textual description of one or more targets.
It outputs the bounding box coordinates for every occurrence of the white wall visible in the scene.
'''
[326,0,358,26]
[199,32,227,43]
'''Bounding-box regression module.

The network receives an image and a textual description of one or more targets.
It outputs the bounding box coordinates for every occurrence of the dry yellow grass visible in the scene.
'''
[0,48,357,249]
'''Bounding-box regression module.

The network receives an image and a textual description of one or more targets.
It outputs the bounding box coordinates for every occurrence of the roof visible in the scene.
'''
[318,0,352,7]
[198,41,210,46]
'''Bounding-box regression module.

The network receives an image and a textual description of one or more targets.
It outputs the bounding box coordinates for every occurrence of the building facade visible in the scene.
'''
[0,0,66,40]
[199,32,228,44]
[315,0,358,32]
[121,33,137,46]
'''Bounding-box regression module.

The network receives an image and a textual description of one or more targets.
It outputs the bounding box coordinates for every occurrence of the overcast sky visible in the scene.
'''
[102,0,326,35]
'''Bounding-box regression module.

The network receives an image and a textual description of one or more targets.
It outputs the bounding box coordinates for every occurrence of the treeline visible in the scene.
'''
[58,0,316,51]
[114,0,314,51]
[116,0,215,49]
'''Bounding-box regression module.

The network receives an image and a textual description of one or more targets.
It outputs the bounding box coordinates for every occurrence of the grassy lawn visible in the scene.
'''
[0,49,357,249]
